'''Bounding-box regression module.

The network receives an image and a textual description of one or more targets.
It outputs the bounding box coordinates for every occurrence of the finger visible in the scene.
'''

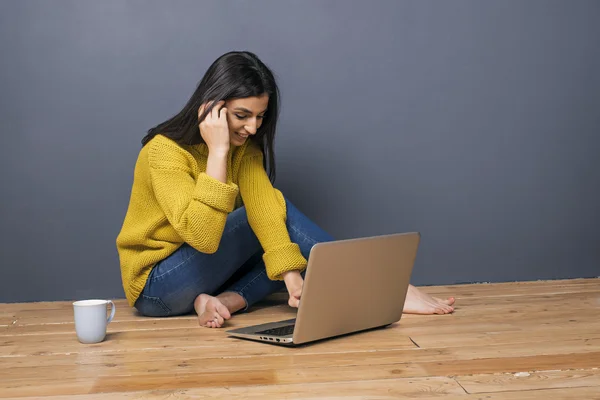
[288,296,300,308]
[210,100,225,120]
[198,103,206,120]
[200,100,213,121]
[219,107,228,119]
[215,313,224,326]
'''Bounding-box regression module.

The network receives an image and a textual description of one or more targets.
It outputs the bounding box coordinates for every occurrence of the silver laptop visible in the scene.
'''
[226,232,420,346]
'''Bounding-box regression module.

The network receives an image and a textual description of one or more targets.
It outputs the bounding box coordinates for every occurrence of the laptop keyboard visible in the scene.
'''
[257,324,295,336]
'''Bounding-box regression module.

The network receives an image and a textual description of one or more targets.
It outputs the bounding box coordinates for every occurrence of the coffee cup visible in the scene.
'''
[73,299,116,344]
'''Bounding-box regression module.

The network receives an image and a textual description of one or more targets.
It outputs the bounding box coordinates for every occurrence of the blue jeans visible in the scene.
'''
[134,198,333,317]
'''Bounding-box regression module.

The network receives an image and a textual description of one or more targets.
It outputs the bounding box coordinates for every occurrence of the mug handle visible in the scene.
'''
[107,300,116,324]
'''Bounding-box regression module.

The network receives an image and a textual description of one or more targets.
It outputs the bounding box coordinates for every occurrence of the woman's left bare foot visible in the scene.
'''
[193,294,231,328]
[403,284,455,315]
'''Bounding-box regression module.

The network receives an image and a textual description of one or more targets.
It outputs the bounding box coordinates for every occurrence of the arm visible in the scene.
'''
[238,149,308,280]
[205,149,228,183]
[201,100,229,183]
[148,137,238,253]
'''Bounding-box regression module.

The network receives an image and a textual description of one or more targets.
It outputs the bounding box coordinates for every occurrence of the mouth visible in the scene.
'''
[234,132,249,140]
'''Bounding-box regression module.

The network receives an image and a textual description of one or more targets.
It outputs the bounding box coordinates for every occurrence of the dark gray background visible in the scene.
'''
[1,0,598,303]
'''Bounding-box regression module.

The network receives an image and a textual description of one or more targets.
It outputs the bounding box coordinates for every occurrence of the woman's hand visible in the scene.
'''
[198,101,230,155]
[199,101,229,183]
[283,270,304,308]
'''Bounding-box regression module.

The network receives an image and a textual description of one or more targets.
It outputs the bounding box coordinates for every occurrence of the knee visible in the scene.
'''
[274,189,290,215]
[276,190,304,223]
[134,294,172,317]
[135,290,197,317]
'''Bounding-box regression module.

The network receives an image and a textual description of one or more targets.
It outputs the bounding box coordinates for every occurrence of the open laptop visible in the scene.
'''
[226,232,420,346]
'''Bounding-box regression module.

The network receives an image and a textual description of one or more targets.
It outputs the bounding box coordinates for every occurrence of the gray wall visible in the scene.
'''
[1,0,598,303]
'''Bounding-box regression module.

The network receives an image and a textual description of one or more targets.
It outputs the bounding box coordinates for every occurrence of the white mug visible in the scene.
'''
[73,299,116,344]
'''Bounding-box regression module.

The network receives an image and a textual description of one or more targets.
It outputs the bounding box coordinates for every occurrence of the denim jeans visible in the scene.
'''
[134,197,333,317]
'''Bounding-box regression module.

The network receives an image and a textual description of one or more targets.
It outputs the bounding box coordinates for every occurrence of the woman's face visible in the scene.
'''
[225,94,269,147]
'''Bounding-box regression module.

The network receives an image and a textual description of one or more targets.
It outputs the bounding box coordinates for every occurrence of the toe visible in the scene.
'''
[433,296,455,306]
[441,303,453,312]
[217,303,231,320]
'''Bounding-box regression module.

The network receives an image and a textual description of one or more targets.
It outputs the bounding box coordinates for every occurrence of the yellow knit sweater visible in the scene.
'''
[116,134,308,306]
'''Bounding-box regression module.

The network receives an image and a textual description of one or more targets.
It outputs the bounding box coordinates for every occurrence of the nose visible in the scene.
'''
[244,118,258,135]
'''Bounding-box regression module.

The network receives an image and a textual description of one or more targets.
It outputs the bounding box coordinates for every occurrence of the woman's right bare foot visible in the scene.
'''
[193,294,232,328]
[403,284,455,315]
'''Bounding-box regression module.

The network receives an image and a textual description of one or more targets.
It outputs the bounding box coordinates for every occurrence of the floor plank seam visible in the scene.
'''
[452,291,600,300]
[3,326,202,335]
[502,367,600,375]
[409,336,421,348]
[0,346,419,359]
[452,377,469,394]
[216,348,420,359]
[208,376,456,390]
[472,384,600,395]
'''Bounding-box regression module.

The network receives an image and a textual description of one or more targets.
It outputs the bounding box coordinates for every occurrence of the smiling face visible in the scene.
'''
[225,94,269,147]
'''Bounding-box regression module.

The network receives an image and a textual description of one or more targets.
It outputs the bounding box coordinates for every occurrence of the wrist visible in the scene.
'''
[282,270,302,287]
[208,146,230,158]
[282,270,300,279]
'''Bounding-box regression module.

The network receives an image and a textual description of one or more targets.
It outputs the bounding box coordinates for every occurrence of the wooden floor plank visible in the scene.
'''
[0,388,597,400]
[423,278,600,298]
[3,381,600,400]
[5,302,291,327]
[409,324,600,349]
[457,368,600,394]
[0,375,466,399]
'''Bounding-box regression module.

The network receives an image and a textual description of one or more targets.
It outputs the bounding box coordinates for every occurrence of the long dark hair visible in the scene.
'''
[142,51,280,182]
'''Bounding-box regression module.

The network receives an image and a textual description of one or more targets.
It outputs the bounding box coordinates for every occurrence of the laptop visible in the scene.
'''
[226,232,420,346]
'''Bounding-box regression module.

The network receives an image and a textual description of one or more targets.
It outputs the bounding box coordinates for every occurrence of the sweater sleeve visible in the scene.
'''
[148,137,238,254]
[238,149,308,280]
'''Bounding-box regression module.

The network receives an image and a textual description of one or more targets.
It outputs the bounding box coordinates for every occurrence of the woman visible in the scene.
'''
[116,51,455,328]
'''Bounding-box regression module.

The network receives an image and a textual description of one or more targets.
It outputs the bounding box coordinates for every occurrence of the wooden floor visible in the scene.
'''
[1,279,599,399]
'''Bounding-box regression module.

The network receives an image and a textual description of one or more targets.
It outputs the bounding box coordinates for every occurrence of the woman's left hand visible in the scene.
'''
[283,271,304,308]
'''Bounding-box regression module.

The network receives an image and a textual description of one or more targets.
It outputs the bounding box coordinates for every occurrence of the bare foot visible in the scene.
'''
[403,284,455,315]
[194,294,232,328]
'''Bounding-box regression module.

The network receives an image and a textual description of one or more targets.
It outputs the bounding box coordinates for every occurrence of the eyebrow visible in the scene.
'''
[233,107,268,115]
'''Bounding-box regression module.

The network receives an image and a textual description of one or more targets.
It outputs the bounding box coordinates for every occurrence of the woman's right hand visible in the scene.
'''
[283,270,304,308]
[198,101,230,154]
